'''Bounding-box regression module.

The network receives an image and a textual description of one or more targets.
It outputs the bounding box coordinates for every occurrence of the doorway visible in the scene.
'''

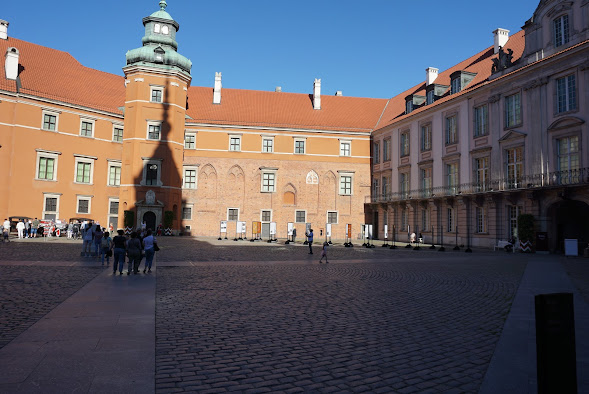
[548,199,589,254]
[143,211,157,232]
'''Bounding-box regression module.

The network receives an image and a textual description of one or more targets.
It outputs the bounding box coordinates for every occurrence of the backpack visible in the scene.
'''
[101,237,110,249]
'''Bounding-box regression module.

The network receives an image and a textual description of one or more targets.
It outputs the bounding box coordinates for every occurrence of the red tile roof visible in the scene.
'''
[374,30,526,131]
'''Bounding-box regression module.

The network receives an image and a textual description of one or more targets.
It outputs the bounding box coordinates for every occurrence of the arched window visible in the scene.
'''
[306,170,318,185]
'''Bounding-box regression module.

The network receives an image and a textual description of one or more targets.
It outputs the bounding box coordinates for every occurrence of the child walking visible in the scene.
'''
[319,241,329,263]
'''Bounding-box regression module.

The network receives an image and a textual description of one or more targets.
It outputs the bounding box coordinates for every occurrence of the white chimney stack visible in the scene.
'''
[425,67,439,86]
[5,47,19,80]
[335,91,343,96]
[275,86,282,92]
[213,72,222,104]
[493,28,510,54]
[0,20,8,40]
[313,78,321,110]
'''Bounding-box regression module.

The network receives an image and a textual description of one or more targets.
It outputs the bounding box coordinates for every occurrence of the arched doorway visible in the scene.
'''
[143,211,156,232]
[548,200,589,254]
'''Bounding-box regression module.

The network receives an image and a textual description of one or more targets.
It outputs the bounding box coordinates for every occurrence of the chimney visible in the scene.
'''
[275,86,282,92]
[493,28,510,54]
[335,91,343,96]
[313,78,321,110]
[5,47,19,80]
[0,20,8,40]
[213,72,222,104]
[425,67,438,86]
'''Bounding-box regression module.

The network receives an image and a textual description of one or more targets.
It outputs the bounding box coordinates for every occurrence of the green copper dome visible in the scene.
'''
[125,0,191,74]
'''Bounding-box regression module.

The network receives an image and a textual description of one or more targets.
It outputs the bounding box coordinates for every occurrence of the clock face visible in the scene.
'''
[162,25,169,35]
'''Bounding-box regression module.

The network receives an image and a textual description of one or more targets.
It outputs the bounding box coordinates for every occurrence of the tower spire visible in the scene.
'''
[159,0,167,11]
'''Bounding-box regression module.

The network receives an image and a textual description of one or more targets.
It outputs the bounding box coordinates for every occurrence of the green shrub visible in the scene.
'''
[164,210,174,228]
[518,214,535,243]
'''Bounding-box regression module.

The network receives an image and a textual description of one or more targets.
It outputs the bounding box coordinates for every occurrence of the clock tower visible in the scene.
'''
[120,0,192,231]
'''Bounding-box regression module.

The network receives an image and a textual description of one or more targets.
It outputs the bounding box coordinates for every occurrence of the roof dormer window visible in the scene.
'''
[451,77,461,94]
[450,71,476,94]
[406,100,413,114]
[405,94,425,114]
[553,14,570,47]
[426,90,435,105]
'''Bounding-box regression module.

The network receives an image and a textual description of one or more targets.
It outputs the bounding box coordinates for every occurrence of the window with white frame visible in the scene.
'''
[421,124,432,152]
[74,156,95,184]
[42,110,59,131]
[474,157,489,191]
[183,166,198,189]
[400,172,410,199]
[327,211,338,224]
[474,104,488,137]
[80,119,94,137]
[262,137,274,153]
[227,208,239,221]
[400,131,410,157]
[339,173,353,195]
[113,126,124,142]
[229,135,241,151]
[383,139,391,161]
[77,195,92,214]
[476,206,487,233]
[340,140,351,157]
[182,206,193,220]
[184,132,196,149]
[147,123,162,140]
[261,171,276,192]
[141,158,162,187]
[506,146,523,189]
[295,210,306,223]
[108,198,119,230]
[446,162,459,194]
[420,167,432,198]
[447,207,455,232]
[36,150,60,181]
[556,74,576,114]
[43,193,60,221]
[151,86,164,103]
[505,93,521,128]
[108,161,121,186]
[553,14,570,48]
[261,210,272,222]
[445,115,458,145]
[294,139,306,154]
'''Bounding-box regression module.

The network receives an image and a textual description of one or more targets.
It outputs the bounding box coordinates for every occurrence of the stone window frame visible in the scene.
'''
[327,211,338,225]
[444,112,459,146]
[182,204,193,221]
[76,195,93,215]
[79,118,95,138]
[294,137,307,155]
[339,139,352,157]
[504,90,523,129]
[229,134,242,152]
[150,85,164,103]
[554,71,578,115]
[295,210,307,223]
[42,192,61,221]
[476,206,488,234]
[373,140,381,163]
[107,159,122,187]
[73,154,97,185]
[261,135,275,153]
[400,130,410,157]
[383,138,391,162]
[41,109,60,132]
[473,103,489,138]
[338,171,354,196]
[182,165,199,189]
[553,13,571,48]
[260,167,278,193]
[147,121,162,141]
[35,149,61,182]
[112,124,124,143]
[108,198,119,229]
[184,132,197,149]
[420,122,432,152]
[261,210,272,223]
[140,157,163,187]
[227,208,239,222]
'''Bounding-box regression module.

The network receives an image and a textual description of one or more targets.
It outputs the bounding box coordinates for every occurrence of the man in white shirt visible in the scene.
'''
[16,220,25,239]
[2,219,10,242]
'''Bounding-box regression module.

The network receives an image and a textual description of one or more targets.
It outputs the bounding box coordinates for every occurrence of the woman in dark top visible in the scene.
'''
[126,231,143,275]
[113,229,127,275]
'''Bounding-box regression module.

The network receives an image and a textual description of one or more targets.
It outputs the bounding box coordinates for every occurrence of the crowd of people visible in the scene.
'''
[80,222,158,275]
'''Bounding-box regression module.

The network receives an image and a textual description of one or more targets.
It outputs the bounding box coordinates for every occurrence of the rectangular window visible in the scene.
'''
[373,178,380,199]
[109,200,119,215]
[447,207,454,232]
[148,124,161,140]
[400,132,410,157]
[262,172,276,192]
[77,198,90,214]
[228,208,239,221]
[554,14,570,47]
[421,167,432,198]
[182,206,192,220]
[445,115,458,145]
[43,113,57,131]
[557,136,580,184]
[38,157,55,180]
[474,104,488,137]
[184,133,196,149]
[556,74,576,113]
[383,139,391,161]
[146,163,159,186]
[294,139,306,154]
[382,176,390,197]
[339,174,352,195]
[474,157,489,192]
[400,172,410,199]
[184,169,197,189]
[327,211,338,224]
[421,207,430,233]
[151,87,163,103]
[420,124,432,151]
[451,77,461,94]
[76,162,91,183]
[43,195,59,220]
[401,207,408,232]
[340,141,351,157]
[508,205,521,239]
[505,93,521,128]
[426,90,435,105]
[476,206,487,233]
[506,146,524,189]
[229,136,241,151]
[446,162,459,194]
[295,210,306,223]
[373,142,380,163]
[406,100,413,114]
[108,165,121,186]
[80,120,93,137]
[262,138,274,153]
[261,210,272,222]
[113,127,123,142]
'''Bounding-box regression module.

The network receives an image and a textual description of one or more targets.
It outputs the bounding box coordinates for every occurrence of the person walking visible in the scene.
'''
[82,225,94,257]
[3,218,10,242]
[32,218,39,238]
[16,220,25,239]
[100,231,112,266]
[112,230,127,275]
[24,220,30,238]
[142,229,157,273]
[306,228,314,254]
[93,226,104,257]
[126,231,142,275]
[292,227,297,244]
[319,241,329,263]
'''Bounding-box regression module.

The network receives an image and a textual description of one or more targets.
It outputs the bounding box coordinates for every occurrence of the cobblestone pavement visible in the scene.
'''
[0,266,102,349]
[156,258,527,393]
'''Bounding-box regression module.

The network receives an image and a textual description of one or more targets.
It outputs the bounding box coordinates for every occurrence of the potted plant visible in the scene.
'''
[518,214,535,252]
[164,210,174,236]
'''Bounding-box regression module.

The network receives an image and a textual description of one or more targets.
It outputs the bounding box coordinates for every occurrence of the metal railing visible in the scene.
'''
[366,168,589,204]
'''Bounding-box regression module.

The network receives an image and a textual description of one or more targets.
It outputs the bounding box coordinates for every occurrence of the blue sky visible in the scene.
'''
[3,0,539,98]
